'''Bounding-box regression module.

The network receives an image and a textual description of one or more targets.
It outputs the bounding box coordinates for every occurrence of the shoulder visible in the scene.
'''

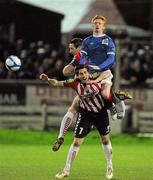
[64,78,79,88]
[103,34,112,39]
[102,34,115,46]
[67,78,75,83]
[75,51,81,57]
[83,35,93,43]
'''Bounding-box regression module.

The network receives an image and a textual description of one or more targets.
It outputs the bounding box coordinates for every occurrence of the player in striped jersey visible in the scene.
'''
[40,64,114,179]
[40,65,110,114]
[51,36,131,153]
[51,38,113,152]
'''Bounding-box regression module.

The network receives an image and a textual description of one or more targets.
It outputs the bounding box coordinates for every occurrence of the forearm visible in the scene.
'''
[40,73,64,87]
[93,70,112,83]
[63,64,75,76]
[99,70,112,80]
[48,79,64,87]
[98,55,115,71]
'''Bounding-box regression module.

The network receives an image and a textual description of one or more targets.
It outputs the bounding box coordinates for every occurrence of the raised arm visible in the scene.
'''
[40,73,64,87]
[63,52,82,76]
[63,64,75,76]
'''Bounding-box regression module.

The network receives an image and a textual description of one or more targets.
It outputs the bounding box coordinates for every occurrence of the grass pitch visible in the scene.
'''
[0,129,153,180]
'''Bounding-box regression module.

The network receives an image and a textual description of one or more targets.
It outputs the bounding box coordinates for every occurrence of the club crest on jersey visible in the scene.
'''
[102,38,109,45]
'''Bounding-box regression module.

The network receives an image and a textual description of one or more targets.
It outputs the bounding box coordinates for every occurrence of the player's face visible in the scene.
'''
[78,68,90,83]
[69,43,79,55]
[92,18,105,35]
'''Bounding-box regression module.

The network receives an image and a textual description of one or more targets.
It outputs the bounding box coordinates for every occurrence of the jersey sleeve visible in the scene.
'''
[63,79,78,89]
[69,52,82,66]
[80,39,88,64]
[106,38,116,56]
[75,52,81,63]
[98,38,116,70]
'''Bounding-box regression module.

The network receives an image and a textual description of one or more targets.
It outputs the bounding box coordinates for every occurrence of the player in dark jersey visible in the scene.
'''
[40,65,114,179]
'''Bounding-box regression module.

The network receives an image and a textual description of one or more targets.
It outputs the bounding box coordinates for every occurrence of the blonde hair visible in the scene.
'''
[91,15,107,25]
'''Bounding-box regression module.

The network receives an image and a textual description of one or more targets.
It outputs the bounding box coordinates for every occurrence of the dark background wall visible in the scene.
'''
[0,0,64,48]
[14,2,64,47]
[114,0,152,31]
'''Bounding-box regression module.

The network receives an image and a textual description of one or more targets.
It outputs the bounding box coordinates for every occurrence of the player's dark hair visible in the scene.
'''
[75,64,89,75]
[70,38,83,48]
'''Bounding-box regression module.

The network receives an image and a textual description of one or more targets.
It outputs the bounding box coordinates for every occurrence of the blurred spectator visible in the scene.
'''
[120,37,153,86]
[47,58,65,80]
[0,38,66,80]
[0,61,7,78]
[0,27,153,87]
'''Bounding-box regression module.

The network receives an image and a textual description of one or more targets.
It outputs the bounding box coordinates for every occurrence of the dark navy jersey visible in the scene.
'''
[80,34,116,73]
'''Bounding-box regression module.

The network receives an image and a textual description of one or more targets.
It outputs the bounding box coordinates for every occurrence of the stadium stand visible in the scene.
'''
[0,36,67,80]
[1,34,153,88]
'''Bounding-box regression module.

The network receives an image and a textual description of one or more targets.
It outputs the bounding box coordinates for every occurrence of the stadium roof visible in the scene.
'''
[17,0,94,33]
[16,0,150,38]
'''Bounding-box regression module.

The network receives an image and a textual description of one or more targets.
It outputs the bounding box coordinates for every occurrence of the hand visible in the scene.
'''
[40,73,49,81]
[86,79,96,84]
[86,74,94,84]
[89,65,100,70]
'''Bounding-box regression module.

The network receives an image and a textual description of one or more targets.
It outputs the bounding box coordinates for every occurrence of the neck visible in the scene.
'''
[93,33,105,37]
[93,30,103,35]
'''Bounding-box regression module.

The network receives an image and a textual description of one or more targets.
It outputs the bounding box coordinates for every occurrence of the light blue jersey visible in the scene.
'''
[80,34,116,73]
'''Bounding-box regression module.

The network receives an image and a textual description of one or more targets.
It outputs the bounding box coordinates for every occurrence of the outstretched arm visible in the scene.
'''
[40,73,64,86]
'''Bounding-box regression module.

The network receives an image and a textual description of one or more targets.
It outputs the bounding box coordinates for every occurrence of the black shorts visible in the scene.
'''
[75,108,110,138]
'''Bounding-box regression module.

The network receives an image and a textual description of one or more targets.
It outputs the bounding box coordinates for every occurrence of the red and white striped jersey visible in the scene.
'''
[70,51,88,66]
[64,79,105,112]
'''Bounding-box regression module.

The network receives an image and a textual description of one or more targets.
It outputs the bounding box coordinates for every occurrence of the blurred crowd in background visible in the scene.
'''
[120,38,153,86]
[0,25,153,87]
[0,38,67,80]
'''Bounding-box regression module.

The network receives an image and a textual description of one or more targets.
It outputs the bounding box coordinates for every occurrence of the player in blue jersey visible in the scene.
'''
[80,15,115,71]
[80,15,126,121]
